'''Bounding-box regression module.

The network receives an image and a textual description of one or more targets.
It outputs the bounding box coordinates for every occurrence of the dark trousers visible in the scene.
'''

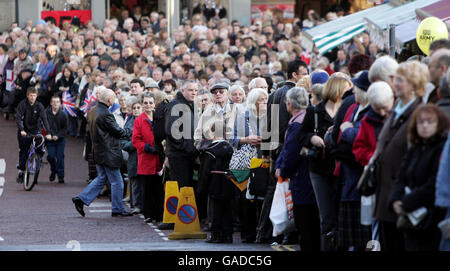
[68,116,78,136]
[294,204,321,251]
[140,174,164,222]
[210,197,233,236]
[46,137,66,177]
[168,156,196,188]
[379,220,405,251]
[309,171,339,234]
[239,192,263,241]
[403,228,442,251]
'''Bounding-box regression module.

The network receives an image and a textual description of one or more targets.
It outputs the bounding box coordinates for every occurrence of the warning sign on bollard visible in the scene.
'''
[162,181,179,224]
[168,187,206,240]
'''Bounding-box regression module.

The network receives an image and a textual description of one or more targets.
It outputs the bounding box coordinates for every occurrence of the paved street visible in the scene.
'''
[0,116,287,251]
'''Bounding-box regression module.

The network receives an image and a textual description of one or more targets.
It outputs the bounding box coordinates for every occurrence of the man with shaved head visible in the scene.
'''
[72,88,133,217]
[427,49,450,104]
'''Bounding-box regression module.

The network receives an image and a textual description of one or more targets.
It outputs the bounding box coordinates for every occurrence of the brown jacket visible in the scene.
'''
[373,98,422,222]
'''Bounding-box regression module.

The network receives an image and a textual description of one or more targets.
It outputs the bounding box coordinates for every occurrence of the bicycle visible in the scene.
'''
[23,134,46,191]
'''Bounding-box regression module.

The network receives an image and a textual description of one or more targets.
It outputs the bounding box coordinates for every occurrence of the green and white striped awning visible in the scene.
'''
[302,3,394,55]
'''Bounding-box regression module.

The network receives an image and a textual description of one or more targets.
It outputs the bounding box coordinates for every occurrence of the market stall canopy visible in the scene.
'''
[302,3,394,54]
[416,0,450,31]
[393,19,421,53]
[365,0,441,51]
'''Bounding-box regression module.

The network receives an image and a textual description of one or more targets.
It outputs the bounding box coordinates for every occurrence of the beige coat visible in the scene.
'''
[194,102,241,149]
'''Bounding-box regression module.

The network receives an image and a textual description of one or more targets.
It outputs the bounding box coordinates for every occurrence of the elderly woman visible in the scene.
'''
[231,87,268,243]
[229,85,246,105]
[112,92,129,129]
[368,56,398,91]
[353,82,394,166]
[121,96,143,214]
[275,87,320,251]
[389,105,449,251]
[132,92,163,223]
[373,61,428,252]
[297,75,353,251]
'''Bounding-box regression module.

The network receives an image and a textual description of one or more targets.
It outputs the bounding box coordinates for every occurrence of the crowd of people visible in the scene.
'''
[1,3,450,251]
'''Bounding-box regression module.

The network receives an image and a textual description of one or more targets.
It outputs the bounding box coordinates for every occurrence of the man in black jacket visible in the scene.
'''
[16,87,52,183]
[72,88,132,217]
[46,95,68,183]
[165,80,199,188]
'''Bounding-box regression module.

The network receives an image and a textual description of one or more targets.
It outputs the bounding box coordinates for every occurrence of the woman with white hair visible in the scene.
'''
[231,87,268,243]
[353,81,394,166]
[229,85,246,105]
[275,87,320,250]
[368,56,398,90]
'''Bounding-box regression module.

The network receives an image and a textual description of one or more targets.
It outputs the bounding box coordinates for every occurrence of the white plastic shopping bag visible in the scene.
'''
[269,178,295,237]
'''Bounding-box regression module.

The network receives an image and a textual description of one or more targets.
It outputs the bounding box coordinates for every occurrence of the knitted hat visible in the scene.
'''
[311,71,329,85]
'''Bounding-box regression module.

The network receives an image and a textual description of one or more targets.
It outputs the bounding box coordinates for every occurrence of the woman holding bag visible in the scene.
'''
[132,92,163,223]
[297,75,353,251]
[275,87,320,251]
[231,88,268,243]
[388,105,449,251]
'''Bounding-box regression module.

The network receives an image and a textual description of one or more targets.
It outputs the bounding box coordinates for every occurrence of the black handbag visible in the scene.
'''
[357,156,378,196]
[248,165,271,198]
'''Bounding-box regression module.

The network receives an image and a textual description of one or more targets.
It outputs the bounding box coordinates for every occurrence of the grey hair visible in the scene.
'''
[142,92,156,101]
[286,87,309,110]
[97,87,115,103]
[246,88,268,107]
[367,81,393,107]
[368,56,398,83]
[229,85,246,100]
[125,95,138,106]
[311,83,324,100]
[182,79,198,90]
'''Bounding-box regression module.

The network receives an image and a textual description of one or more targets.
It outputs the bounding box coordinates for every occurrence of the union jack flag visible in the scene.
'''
[62,90,78,117]
[80,88,98,117]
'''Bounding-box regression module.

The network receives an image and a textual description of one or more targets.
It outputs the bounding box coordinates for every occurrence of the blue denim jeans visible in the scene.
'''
[47,137,66,177]
[77,165,125,213]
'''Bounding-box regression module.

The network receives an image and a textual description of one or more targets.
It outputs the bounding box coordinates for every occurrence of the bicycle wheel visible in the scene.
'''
[24,153,40,191]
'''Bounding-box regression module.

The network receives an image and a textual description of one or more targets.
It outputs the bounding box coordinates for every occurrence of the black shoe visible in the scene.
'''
[221,235,233,244]
[58,177,64,183]
[158,223,174,230]
[16,172,24,184]
[49,173,56,182]
[112,211,133,217]
[205,233,222,243]
[72,197,85,217]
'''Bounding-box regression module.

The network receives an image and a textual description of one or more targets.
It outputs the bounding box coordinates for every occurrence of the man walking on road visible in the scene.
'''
[72,88,132,217]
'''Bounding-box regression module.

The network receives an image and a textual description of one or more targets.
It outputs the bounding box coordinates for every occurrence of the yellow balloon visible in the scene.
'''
[416,17,449,56]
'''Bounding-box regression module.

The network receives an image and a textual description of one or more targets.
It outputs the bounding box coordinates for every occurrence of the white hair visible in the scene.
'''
[367,81,393,107]
[246,88,268,108]
[368,56,399,83]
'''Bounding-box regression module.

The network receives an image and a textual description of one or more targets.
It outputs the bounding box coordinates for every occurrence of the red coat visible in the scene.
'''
[132,112,162,175]
[352,108,384,166]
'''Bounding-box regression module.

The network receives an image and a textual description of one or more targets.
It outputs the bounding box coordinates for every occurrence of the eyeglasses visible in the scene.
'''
[211,89,226,95]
